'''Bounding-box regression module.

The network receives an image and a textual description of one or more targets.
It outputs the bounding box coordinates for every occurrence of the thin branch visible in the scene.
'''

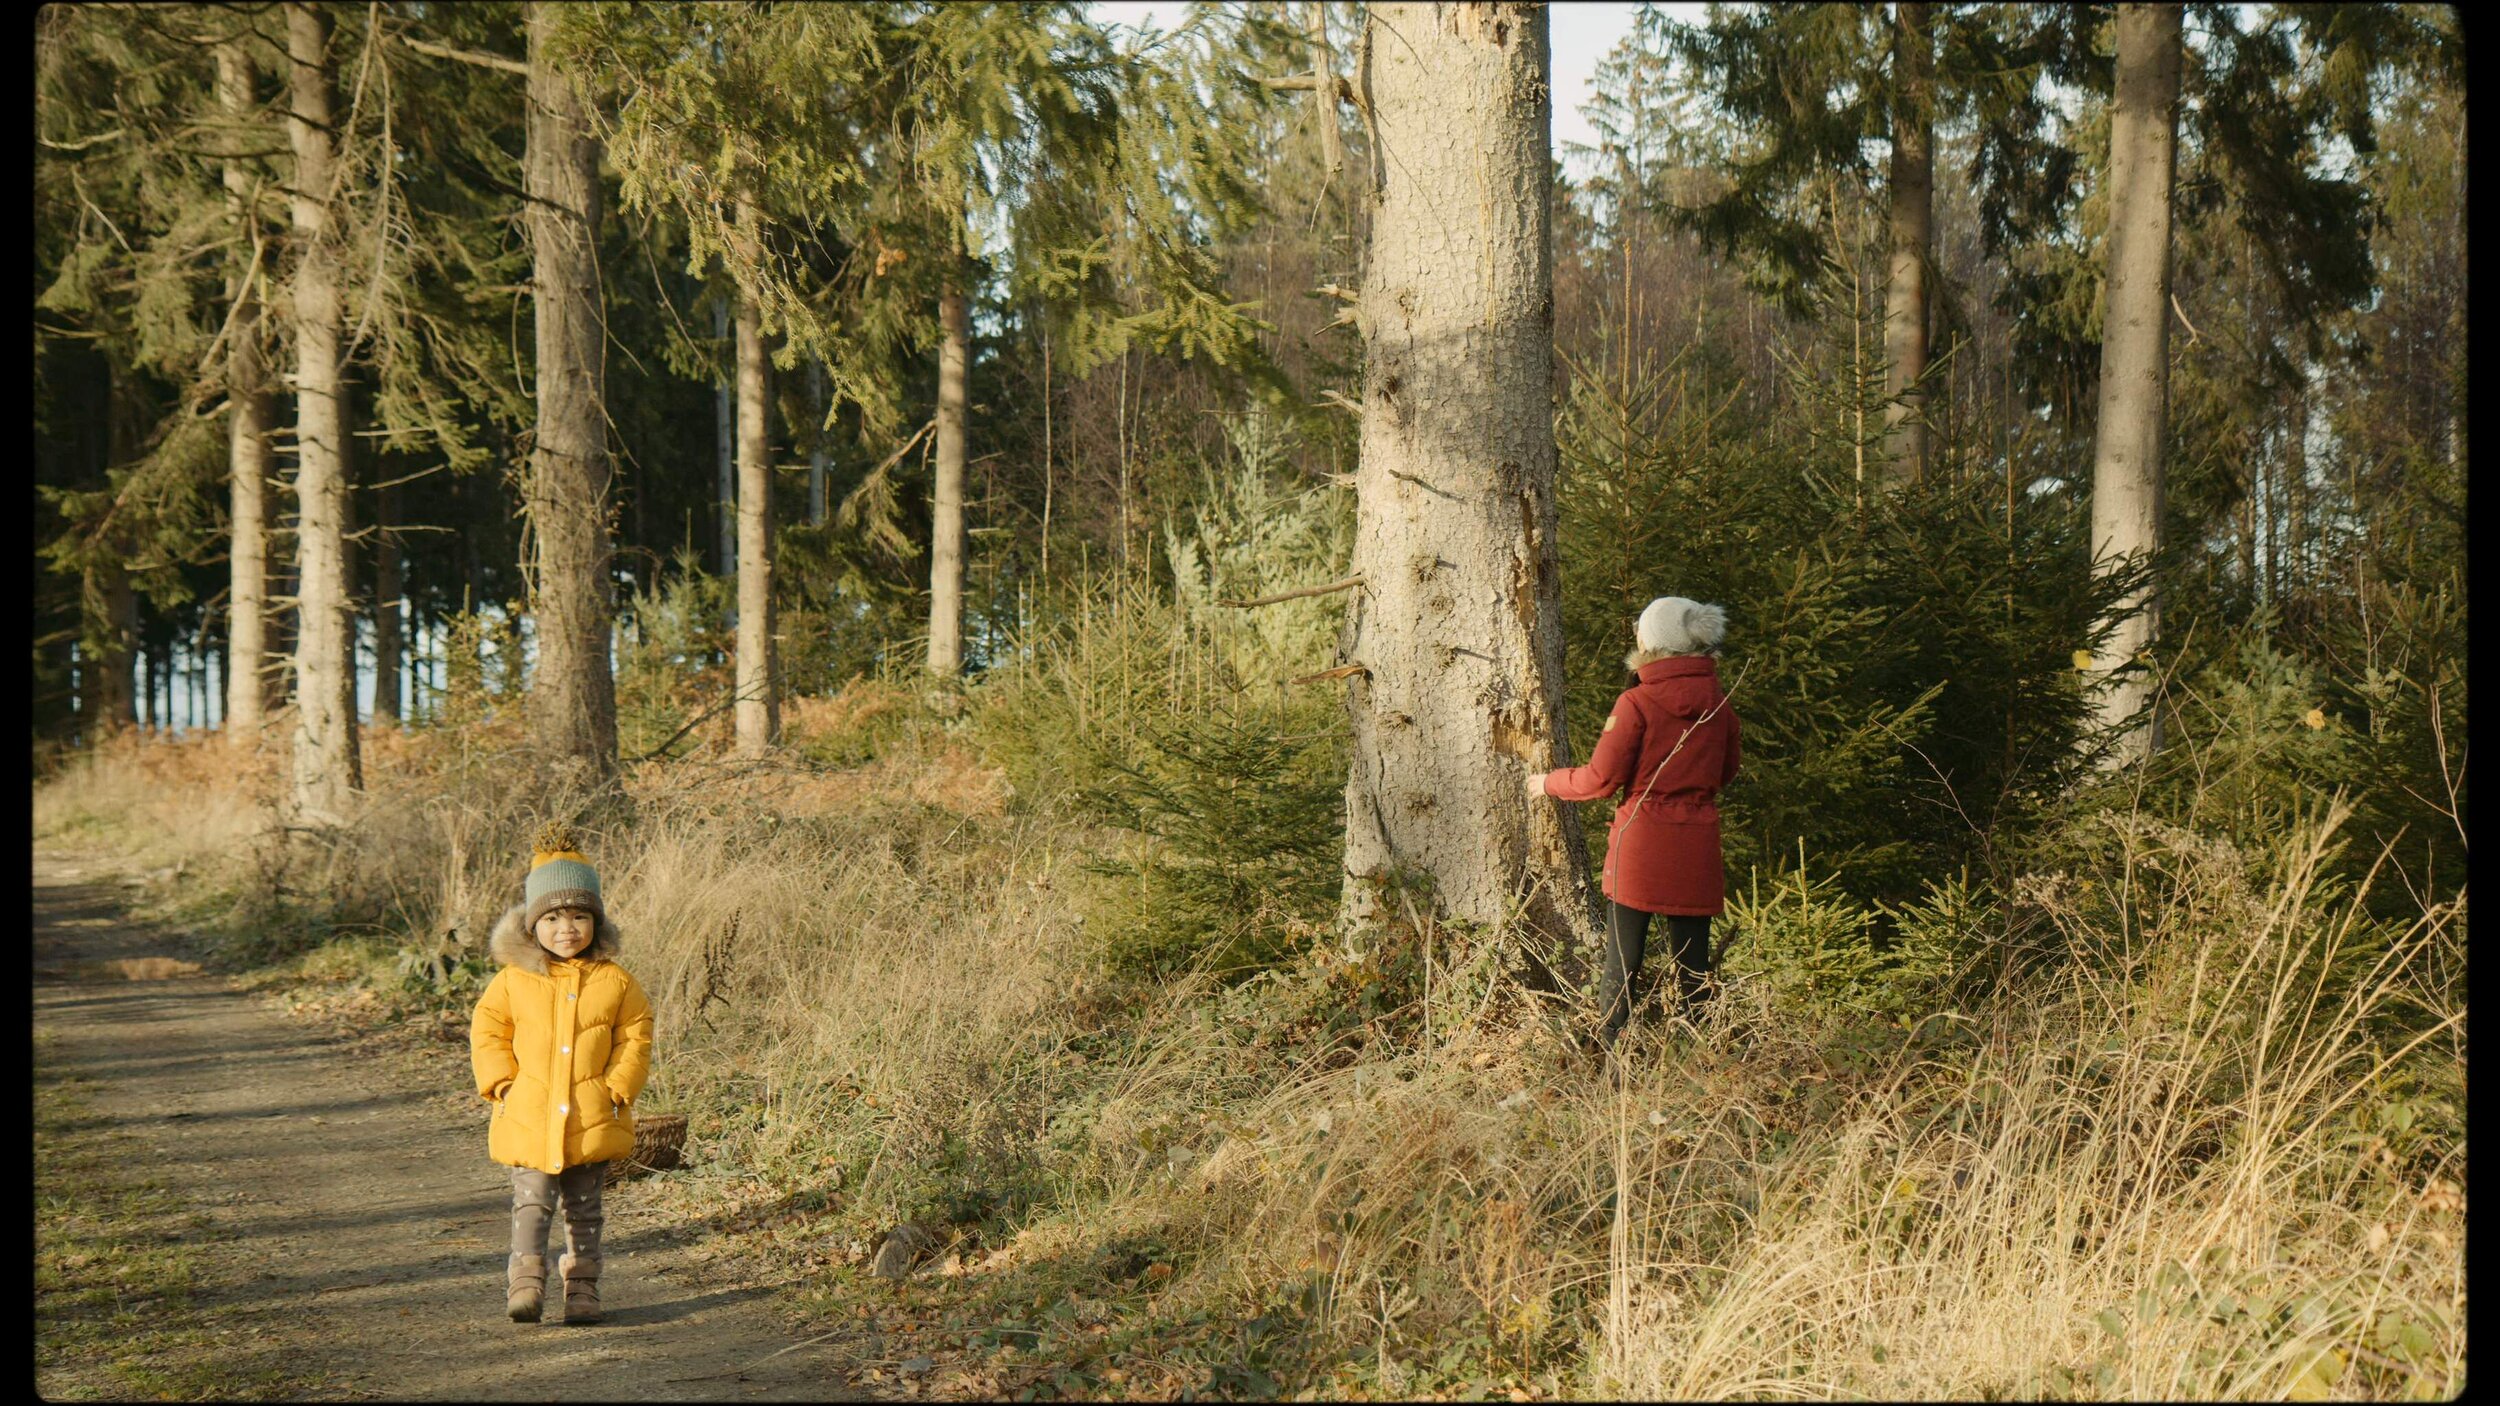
[1289,663,1370,686]
[631,682,768,764]
[1219,574,1364,609]
[2170,291,2204,345]
[38,127,127,152]
[1258,73,1354,104]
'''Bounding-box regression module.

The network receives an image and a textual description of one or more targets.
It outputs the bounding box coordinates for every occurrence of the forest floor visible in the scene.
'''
[33,844,891,1402]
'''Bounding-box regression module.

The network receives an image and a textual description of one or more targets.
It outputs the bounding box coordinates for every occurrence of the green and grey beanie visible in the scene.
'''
[524,822,604,931]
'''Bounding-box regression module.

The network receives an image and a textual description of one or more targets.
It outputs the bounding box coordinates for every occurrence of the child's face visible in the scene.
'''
[534,906,596,959]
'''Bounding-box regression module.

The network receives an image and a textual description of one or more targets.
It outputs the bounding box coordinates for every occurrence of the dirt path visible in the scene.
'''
[33,847,873,1401]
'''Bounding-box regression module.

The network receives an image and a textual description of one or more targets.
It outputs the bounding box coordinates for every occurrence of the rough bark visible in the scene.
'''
[927,273,970,676]
[1882,0,1934,485]
[523,1,618,780]
[732,204,777,756]
[2086,2,2182,764]
[218,39,274,742]
[1342,3,1590,955]
[285,1,361,819]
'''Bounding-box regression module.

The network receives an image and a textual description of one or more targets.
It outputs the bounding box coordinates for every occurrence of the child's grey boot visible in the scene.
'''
[506,1254,547,1322]
[559,1253,602,1324]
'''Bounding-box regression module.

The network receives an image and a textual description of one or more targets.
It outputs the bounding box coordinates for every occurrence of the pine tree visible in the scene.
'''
[284,1,361,820]
[1340,3,1590,954]
[522,0,620,779]
[732,195,779,756]
[1882,2,1936,482]
[217,35,281,740]
[2083,3,2183,764]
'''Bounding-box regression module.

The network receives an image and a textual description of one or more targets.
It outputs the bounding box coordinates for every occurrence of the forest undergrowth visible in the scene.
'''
[33,634,2465,1401]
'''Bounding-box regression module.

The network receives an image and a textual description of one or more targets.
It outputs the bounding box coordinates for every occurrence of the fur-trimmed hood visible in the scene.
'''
[1624,645,1718,672]
[488,903,624,976]
[1622,652,1725,720]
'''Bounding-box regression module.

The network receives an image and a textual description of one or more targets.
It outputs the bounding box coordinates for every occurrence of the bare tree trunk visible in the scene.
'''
[372,480,401,724]
[268,523,296,714]
[1343,3,1590,952]
[2239,457,2258,599]
[91,366,139,733]
[928,270,970,676]
[1882,0,1934,485]
[807,361,829,526]
[523,1,618,781]
[714,299,737,581]
[2285,388,2309,594]
[97,568,136,730]
[285,1,361,820]
[218,39,274,743]
[2085,2,2182,764]
[733,202,777,756]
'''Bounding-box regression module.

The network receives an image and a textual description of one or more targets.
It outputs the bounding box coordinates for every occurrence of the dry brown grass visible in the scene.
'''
[32,722,2465,1400]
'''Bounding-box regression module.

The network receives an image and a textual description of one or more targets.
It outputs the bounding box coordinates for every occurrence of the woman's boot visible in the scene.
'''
[506,1254,547,1322]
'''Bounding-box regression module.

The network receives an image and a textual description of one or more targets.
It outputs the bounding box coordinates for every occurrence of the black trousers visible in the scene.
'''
[1598,902,1712,1041]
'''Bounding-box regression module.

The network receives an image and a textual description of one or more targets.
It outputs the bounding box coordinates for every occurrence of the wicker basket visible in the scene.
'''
[605,1114,687,1185]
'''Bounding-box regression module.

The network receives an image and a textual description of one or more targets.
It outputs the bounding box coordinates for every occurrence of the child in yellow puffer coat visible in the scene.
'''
[470,825,655,1325]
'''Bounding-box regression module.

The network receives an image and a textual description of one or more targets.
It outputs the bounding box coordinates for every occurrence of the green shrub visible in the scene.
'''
[614,550,735,761]
[1723,852,1974,1021]
[1074,697,1344,978]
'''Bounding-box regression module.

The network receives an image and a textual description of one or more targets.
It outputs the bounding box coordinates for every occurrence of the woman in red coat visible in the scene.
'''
[1527,596,1740,1045]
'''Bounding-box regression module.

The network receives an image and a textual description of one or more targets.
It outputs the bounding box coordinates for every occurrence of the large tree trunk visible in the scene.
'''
[1342,3,1590,954]
[732,202,777,756]
[927,271,969,676]
[218,39,274,743]
[523,1,618,781]
[284,1,360,820]
[2086,2,2182,764]
[1882,0,1934,485]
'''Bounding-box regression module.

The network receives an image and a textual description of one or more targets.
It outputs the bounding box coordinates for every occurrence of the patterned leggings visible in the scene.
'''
[509,1163,606,1274]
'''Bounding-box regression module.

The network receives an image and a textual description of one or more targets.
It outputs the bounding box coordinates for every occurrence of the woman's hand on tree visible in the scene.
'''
[1524,770,1548,800]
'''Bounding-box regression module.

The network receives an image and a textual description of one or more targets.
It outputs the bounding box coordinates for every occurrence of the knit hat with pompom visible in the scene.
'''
[1635,597,1728,656]
[524,822,603,930]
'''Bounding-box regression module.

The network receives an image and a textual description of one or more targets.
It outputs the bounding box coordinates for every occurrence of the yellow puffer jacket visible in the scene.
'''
[469,905,655,1174]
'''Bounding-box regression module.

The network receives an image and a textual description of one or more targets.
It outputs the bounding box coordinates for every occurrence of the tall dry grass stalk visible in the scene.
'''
[1589,799,2463,1399]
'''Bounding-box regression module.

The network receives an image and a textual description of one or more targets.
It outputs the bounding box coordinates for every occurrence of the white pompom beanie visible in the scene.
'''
[1636,596,1727,656]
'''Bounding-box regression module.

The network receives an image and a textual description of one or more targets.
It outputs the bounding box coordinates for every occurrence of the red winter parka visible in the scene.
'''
[1542,653,1741,915]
